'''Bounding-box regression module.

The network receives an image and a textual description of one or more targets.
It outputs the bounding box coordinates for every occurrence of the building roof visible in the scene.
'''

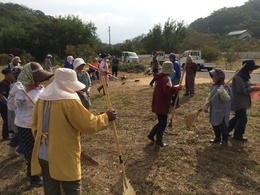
[227,29,253,36]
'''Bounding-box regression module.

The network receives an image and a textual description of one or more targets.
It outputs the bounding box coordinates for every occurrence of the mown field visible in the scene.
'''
[0,64,259,194]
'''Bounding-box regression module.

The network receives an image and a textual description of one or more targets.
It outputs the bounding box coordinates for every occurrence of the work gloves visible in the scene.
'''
[217,85,230,102]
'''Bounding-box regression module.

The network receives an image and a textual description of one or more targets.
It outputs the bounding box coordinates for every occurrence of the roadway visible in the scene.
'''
[196,70,260,84]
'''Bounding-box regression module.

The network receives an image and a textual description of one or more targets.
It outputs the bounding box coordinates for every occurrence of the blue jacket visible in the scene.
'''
[170,60,181,85]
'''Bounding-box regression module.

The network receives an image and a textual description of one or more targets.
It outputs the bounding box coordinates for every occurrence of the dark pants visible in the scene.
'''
[8,132,24,153]
[148,114,167,144]
[39,159,81,195]
[212,119,229,143]
[0,105,9,139]
[228,109,247,139]
[112,65,118,77]
[149,68,159,85]
[18,127,35,176]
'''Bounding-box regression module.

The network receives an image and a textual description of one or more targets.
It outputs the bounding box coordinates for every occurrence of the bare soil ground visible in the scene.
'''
[0,71,260,195]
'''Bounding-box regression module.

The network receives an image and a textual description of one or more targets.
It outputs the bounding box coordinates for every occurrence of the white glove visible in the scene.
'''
[9,82,24,96]
[83,92,87,98]
[217,85,225,94]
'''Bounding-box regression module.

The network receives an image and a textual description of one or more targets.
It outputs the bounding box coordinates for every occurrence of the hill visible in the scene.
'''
[189,0,260,38]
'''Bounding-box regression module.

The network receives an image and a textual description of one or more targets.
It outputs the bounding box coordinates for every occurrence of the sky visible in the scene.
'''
[1,0,248,44]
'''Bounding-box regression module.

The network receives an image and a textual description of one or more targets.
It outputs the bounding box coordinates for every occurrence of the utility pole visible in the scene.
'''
[108,26,111,46]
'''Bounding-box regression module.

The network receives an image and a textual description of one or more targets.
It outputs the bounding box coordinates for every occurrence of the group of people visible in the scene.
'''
[0,53,117,194]
[148,55,260,147]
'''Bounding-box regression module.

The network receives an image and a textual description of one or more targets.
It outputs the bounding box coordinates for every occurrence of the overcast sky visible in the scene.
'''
[1,0,248,44]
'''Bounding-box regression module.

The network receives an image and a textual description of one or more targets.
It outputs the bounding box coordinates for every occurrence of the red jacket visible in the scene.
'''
[152,73,178,115]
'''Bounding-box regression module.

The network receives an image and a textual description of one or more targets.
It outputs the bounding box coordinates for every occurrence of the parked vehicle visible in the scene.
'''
[121,51,139,63]
[149,50,167,66]
[179,50,216,71]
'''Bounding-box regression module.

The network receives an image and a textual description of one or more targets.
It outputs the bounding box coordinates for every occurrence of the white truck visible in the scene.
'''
[149,50,167,66]
[121,51,139,63]
[179,50,216,71]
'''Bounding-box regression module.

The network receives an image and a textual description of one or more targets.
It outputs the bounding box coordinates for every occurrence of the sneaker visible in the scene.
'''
[30,176,43,186]
[156,142,168,147]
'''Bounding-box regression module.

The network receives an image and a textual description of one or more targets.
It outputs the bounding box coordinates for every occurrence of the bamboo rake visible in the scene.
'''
[101,76,135,195]
[185,64,246,129]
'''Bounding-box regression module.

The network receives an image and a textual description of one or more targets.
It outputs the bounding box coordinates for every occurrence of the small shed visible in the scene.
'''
[227,30,253,41]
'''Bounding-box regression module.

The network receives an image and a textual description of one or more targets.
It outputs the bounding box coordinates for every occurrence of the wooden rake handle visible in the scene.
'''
[170,52,190,120]
[204,63,246,109]
[22,89,35,105]
[101,76,128,188]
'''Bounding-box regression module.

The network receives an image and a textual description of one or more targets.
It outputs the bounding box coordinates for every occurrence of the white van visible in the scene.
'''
[121,51,139,63]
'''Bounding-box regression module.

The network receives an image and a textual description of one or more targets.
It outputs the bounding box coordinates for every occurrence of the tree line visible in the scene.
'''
[0,0,260,66]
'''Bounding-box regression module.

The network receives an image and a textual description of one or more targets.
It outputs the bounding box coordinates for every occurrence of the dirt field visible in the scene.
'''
[0,71,260,195]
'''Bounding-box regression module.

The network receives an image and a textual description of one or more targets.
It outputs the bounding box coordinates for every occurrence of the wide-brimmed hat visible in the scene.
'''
[161,61,175,74]
[101,53,108,58]
[47,54,52,58]
[1,68,12,75]
[13,56,21,63]
[39,68,85,101]
[242,59,260,71]
[73,58,86,70]
[31,62,54,83]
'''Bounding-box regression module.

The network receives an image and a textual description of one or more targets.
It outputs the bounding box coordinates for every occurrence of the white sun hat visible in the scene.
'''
[39,68,85,101]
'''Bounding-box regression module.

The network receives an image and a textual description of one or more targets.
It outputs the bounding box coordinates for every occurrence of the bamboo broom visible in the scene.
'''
[167,52,190,130]
[101,76,136,195]
[184,64,246,129]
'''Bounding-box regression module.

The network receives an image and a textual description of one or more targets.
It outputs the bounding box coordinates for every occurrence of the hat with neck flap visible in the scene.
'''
[39,68,85,101]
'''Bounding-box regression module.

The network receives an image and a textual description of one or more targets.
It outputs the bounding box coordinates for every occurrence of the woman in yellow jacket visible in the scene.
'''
[31,68,116,195]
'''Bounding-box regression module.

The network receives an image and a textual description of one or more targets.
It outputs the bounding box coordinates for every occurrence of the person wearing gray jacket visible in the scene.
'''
[228,59,260,141]
[206,68,232,146]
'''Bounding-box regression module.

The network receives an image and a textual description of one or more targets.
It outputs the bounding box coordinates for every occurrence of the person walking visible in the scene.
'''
[149,51,159,87]
[30,68,116,195]
[228,59,260,141]
[147,61,182,147]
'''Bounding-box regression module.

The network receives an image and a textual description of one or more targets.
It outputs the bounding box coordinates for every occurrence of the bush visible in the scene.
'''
[120,62,146,73]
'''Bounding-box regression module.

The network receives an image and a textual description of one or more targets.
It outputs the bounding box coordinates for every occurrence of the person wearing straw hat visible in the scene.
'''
[73,58,92,110]
[30,68,116,195]
[228,59,260,141]
[7,62,54,186]
[147,61,182,147]
[205,68,232,146]
[8,56,21,69]
[184,55,197,97]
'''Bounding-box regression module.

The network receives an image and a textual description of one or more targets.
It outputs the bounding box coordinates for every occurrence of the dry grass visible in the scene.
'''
[0,67,260,194]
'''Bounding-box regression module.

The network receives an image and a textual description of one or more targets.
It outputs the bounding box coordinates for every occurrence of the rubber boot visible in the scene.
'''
[221,128,229,146]
[210,128,221,143]
[97,85,103,94]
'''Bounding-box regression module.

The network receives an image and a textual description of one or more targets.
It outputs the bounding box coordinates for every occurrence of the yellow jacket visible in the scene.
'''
[31,99,109,181]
